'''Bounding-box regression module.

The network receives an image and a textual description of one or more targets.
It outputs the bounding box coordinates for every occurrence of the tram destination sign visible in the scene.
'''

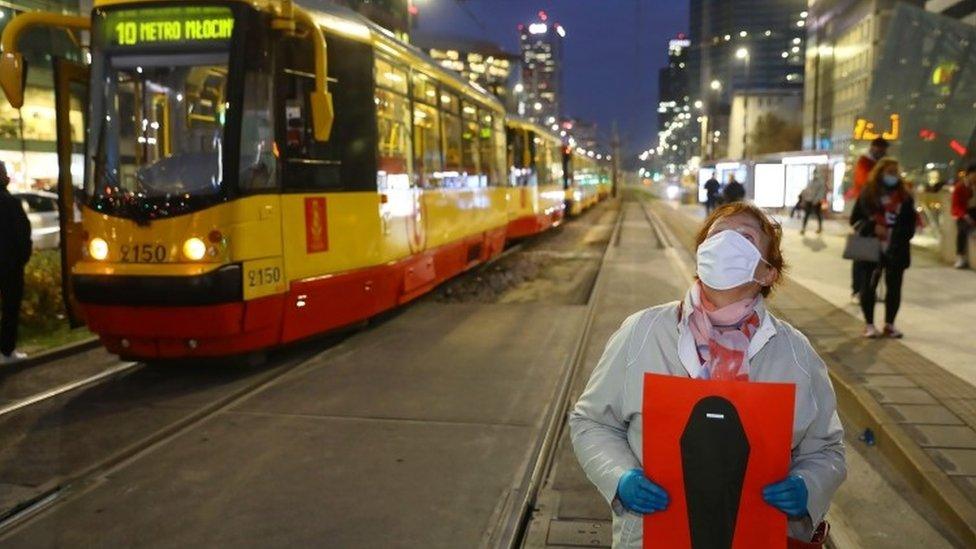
[101,6,234,48]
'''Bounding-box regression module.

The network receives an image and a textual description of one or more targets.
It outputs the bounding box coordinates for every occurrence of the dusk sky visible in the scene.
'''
[415,0,689,160]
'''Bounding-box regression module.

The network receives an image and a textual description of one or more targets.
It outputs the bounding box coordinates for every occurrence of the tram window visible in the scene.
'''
[492,117,506,187]
[412,72,438,106]
[413,102,442,188]
[239,27,276,192]
[460,102,482,186]
[536,140,550,189]
[276,31,377,192]
[506,127,526,187]
[375,88,413,190]
[478,111,496,187]
[442,112,462,175]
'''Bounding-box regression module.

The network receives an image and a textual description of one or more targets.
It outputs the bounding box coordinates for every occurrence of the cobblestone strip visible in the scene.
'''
[650,200,976,546]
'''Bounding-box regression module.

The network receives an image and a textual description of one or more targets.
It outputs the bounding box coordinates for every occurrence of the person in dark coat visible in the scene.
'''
[722,174,746,203]
[0,161,32,362]
[703,175,720,213]
[849,157,915,339]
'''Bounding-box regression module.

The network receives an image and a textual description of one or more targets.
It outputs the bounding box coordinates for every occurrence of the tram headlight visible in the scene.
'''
[182,237,207,261]
[89,238,109,261]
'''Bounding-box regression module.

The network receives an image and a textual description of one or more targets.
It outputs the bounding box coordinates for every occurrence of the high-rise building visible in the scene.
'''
[517,11,565,127]
[688,0,807,158]
[657,34,698,169]
[803,0,924,154]
[413,33,516,105]
[927,0,976,23]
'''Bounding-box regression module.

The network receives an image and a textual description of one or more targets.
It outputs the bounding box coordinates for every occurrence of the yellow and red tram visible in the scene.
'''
[0,0,609,360]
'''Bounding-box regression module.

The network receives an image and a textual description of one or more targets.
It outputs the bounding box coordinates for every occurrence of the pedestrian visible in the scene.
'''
[704,174,720,214]
[722,173,745,203]
[950,163,976,269]
[801,166,829,235]
[570,202,845,548]
[850,158,915,339]
[0,161,32,363]
[849,137,889,302]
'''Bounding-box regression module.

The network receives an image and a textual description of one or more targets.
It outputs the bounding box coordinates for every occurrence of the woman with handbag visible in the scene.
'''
[850,158,916,338]
[570,202,845,548]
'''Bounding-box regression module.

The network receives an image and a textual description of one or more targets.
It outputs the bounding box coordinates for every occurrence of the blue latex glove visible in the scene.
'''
[762,475,809,518]
[616,468,670,514]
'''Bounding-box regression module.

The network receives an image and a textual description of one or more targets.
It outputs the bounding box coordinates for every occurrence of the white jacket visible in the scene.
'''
[569,294,846,547]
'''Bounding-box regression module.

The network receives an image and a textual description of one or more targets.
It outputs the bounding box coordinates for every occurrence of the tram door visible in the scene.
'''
[53,58,89,327]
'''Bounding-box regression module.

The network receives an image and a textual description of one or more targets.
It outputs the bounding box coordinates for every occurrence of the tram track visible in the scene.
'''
[0,333,351,534]
[493,198,627,548]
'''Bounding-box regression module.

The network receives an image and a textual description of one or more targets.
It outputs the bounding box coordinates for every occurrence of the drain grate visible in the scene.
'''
[546,519,612,547]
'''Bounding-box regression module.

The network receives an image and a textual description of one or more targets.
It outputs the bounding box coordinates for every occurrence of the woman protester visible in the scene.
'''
[569,202,846,548]
[850,158,915,339]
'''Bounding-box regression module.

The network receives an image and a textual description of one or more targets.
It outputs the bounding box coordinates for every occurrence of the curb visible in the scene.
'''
[650,198,976,547]
[823,359,976,547]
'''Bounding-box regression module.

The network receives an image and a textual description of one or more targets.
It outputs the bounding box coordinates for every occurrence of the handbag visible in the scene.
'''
[788,521,830,549]
[843,222,881,262]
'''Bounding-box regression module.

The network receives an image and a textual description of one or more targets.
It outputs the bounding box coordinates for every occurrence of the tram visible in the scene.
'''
[564,148,612,216]
[0,0,609,360]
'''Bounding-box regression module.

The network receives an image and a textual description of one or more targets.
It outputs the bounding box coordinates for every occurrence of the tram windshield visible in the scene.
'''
[86,5,239,220]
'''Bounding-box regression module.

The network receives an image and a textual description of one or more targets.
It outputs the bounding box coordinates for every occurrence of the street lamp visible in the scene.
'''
[735,48,751,158]
[710,79,722,91]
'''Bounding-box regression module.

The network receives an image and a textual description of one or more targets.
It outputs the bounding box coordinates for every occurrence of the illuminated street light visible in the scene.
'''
[710,79,722,90]
[694,100,703,109]
[735,47,749,59]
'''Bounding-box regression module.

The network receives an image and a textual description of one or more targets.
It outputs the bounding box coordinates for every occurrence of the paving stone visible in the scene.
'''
[861,374,918,388]
[547,520,612,547]
[883,404,964,425]
[942,399,976,430]
[912,375,976,400]
[867,386,939,405]
[925,448,976,476]
[902,425,976,449]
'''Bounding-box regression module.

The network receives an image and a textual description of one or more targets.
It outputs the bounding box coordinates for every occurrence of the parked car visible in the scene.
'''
[14,191,60,249]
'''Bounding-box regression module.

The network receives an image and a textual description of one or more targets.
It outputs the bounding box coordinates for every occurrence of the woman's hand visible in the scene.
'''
[874,224,887,238]
[762,475,809,518]
[616,468,670,514]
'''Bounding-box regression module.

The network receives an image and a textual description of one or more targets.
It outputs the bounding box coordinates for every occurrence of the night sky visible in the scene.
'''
[415,0,688,160]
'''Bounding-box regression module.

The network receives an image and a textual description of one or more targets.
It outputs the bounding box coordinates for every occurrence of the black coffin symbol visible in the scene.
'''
[680,396,750,549]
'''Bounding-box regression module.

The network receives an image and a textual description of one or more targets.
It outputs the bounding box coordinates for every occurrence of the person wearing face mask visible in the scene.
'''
[850,158,915,338]
[570,202,845,548]
[848,137,889,302]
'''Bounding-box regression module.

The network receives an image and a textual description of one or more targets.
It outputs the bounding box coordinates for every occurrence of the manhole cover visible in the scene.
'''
[546,519,612,547]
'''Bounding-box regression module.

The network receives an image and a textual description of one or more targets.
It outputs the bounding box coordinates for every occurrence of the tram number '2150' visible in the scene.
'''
[248,266,282,288]
[120,244,167,263]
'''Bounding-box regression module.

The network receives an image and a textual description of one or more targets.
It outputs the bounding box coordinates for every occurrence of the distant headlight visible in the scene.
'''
[89,238,109,261]
[182,237,206,261]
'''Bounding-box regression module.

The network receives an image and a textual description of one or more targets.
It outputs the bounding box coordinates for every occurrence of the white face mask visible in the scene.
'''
[696,230,771,290]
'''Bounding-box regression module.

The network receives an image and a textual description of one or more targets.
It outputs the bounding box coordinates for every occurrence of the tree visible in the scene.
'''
[747,113,802,156]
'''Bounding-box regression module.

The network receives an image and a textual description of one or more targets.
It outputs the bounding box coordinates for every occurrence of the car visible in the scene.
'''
[13,190,60,250]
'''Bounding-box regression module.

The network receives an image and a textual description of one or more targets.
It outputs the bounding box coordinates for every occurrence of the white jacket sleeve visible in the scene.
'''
[790,342,847,527]
[569,312,643,507]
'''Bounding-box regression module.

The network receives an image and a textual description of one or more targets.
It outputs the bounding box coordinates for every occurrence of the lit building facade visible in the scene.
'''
[657,35,698,170]
[802,0,923,155]
[688,0,807,159]
[517,11,565,127]
[412,33,516,106]
[0,0,85,192]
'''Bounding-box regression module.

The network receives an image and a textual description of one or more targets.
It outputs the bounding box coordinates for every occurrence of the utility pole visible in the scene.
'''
[612,121,621,197]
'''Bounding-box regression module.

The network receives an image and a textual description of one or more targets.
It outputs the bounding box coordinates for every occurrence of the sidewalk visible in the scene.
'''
[660,201,976,545]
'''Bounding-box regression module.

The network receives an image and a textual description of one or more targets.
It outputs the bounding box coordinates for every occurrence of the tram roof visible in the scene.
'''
[90,0,504,112]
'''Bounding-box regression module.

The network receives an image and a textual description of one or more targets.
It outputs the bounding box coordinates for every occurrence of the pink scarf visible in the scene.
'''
[687,282,760,381]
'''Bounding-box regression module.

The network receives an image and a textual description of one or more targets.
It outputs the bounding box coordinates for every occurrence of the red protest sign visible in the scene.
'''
[642,373,795,549]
